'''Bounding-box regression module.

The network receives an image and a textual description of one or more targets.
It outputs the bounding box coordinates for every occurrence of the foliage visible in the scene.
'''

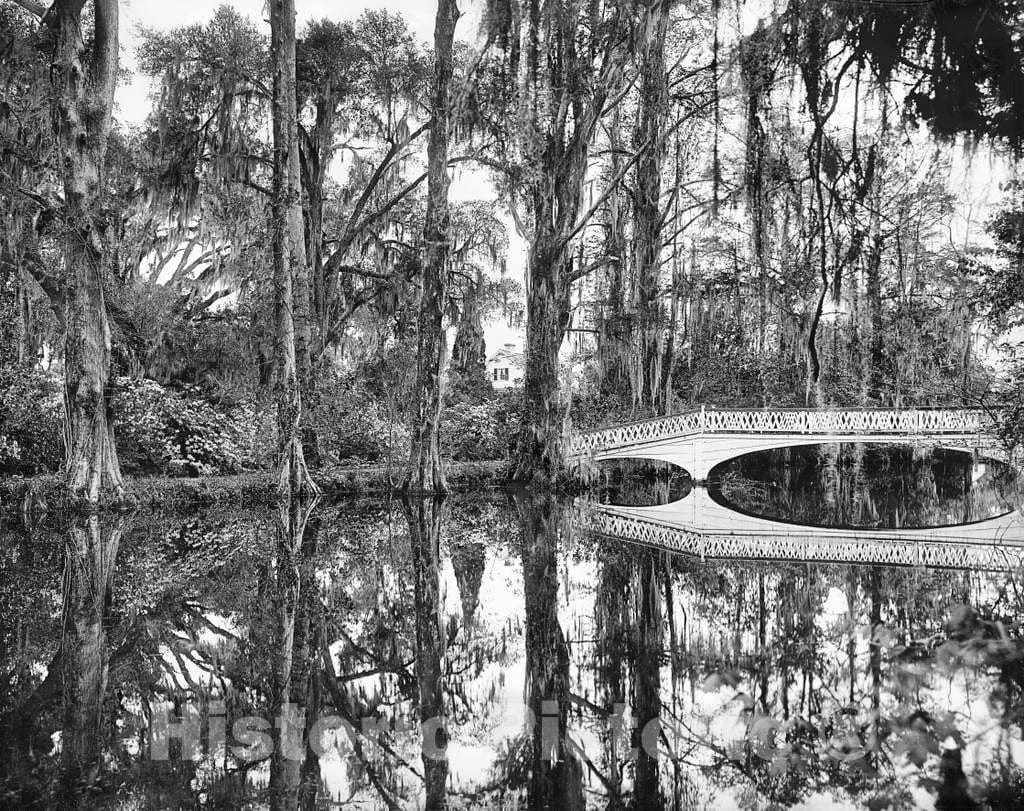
[440,397,521,462]
[991,348,1024,454]
[0,365,62,475]
[309,373,410,464]
[115,378,253,477]
[137,4,270,220]
[976,182,1024,331]
[3,0,1024,485]
[571,385,635,431]
[0,371,258,479]
[447,353,493,404]
[296,18,361,99]
[802,0,1024,148]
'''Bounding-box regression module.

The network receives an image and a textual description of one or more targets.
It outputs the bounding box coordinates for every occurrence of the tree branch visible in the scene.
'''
[8,0,49,20]
[337,120,431,252]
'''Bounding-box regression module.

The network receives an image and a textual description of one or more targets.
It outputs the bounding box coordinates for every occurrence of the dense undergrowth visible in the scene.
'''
[0,365,522,481]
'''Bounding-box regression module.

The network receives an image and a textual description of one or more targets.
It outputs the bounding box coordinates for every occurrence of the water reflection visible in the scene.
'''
[60,516,122,807]
[268,498,322,809]
[710,442,1019,529]
[2,493,1024,807]
[588,459,691,506]
[402,496,448,810]
[515,492,585,808]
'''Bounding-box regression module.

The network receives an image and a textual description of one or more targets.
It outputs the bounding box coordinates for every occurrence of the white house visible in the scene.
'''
[486,343,524,390]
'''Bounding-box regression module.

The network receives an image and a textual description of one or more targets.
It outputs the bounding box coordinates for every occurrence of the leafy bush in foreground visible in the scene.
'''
[310,375,409,464]
[0,365,62,475]
[441,394,521,461]
[115,378,252,476]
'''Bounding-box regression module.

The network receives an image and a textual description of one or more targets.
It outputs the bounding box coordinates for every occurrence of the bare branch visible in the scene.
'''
[337,120,431,252]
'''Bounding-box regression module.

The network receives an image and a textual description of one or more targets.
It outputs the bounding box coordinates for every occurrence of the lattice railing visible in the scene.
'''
[568,411,705,456]
[568,407,991,456]
[572,504,1024,571]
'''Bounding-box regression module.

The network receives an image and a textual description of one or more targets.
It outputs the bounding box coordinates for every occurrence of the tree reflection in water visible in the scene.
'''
[589,458,691,507]
[268,497,322,810]
[59,516,122,807]
[515,491,585,809]
[2,492,1024,807]
[403,495,449,810]
[711,442,1020,528]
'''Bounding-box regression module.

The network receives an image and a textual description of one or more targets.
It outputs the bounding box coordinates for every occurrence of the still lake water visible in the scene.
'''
[709,443,1018,530]
[2,444,1024,809]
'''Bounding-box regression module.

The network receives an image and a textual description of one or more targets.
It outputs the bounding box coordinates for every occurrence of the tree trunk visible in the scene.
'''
[742,49,769,360]
[298,92,338,470]
[450,268,489,392]
[507,0,634,483]
[300,95,334,340]
[403,496,449,809]
[659,250,681,415]
[866,218,884,404]
[632,0,671,410]
[406,0,460,494]
[799,10,830,409]
[514,226,572,484]
[597,105,630,395]
[270,0,318,500]
[51,0,127,506]
[805,280,827,406]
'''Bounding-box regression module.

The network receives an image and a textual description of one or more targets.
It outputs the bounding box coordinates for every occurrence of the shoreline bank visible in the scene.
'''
[0,460,510,514]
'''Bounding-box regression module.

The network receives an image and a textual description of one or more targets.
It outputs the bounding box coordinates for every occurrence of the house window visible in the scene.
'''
[493,368,509,381]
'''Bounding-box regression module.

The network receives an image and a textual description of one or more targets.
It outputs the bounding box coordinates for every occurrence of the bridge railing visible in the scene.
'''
[568,406,991,456]
[572,503,1024,570]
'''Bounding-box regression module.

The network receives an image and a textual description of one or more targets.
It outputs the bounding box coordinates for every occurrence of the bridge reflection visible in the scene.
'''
[574,488,1024,571]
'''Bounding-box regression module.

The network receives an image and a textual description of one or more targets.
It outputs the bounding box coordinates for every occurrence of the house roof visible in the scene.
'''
[487,347,523,365]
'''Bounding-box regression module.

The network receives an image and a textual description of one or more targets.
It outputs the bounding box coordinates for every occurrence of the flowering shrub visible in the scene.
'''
[115,378,251,476]
[441,395,521,461]
[0,433,21,469]
[0,365,62,474]
[441,403,497,461]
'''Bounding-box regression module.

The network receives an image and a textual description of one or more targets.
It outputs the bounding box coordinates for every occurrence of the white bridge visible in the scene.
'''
[569,407,1024,569]
[569,407,997,480]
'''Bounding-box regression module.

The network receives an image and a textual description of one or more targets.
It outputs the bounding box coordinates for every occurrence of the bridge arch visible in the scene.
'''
[593,434,1002,481]
[571,408,999,481]
[571,409,1023,566]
